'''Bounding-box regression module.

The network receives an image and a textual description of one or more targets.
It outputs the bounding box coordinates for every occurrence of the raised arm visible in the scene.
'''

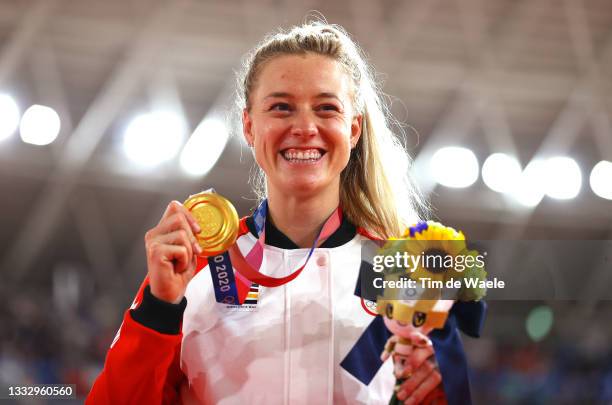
[87,201,203,404]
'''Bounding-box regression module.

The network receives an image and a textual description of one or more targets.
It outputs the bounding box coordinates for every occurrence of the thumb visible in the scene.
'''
[183,253,199,280]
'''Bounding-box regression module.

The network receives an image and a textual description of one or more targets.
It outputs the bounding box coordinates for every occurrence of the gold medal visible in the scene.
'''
[183,190,239,257]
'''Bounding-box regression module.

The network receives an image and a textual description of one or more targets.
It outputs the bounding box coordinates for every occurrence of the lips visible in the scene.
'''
[281,148,325,162]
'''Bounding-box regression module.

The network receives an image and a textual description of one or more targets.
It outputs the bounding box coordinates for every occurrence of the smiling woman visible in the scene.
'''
[243,53,362,246]
[239,24,427,240]
[86,21,484,405]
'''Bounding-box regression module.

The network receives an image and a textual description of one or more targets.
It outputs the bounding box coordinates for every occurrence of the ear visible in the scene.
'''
[242,108,254,146]
[350,114,362,148]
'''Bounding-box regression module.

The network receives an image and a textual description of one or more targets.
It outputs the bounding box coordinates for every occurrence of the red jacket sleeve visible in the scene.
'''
[88,220,250,404]
[86,277,187,405]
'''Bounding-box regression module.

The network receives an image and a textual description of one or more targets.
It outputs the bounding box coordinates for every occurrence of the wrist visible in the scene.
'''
[130,285,187,334]
[150,285,184,304]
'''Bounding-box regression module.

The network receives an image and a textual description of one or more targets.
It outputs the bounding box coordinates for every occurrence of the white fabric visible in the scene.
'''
[179,231,394,404]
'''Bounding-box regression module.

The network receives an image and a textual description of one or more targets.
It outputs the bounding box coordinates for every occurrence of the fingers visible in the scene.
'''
[157,229,203,257]
[396,358,435,399]
[147,241,192,273]
[159,201,201,235]
[421,387,447,405]
[402,367,442,405]
[147,201,203,256]
[182,253,198,279]
[145,201,204,304]
[157,209,199,239]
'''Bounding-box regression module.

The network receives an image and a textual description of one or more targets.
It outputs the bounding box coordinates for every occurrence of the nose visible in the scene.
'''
[290,111,317,137]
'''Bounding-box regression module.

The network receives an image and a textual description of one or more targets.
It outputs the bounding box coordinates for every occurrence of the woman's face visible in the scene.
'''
[243,54,361,199]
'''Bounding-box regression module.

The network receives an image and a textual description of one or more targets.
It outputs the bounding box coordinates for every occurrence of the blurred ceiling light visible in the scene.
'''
[19,104,61,146]
[512,159,547,207]
[123,111,186,167]
[544,157,581,200]
[525,305,554,342]
[482,153,522,193]
[430,146,479,188]
[180,117,229,176]
[0,93,20,141]
[590,160,612,200]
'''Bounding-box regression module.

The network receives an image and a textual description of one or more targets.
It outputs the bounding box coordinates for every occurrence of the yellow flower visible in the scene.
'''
[401,221,467,285]
[376,221,487,302]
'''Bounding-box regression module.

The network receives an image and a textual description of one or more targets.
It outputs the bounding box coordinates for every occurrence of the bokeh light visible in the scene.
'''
[590,160,612,200]
[19,104,61,146]
[122,111,186,167]
[431,146,479,188]
[482,153,522,193]
[180,117,229,177]
[544,157,581,200]
[512,159,547,207]
[525,305,554,342]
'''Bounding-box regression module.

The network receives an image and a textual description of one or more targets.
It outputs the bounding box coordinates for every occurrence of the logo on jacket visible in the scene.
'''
[225,283,260,311]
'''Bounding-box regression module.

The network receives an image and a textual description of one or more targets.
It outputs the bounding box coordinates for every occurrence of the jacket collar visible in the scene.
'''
[245,214,357,249]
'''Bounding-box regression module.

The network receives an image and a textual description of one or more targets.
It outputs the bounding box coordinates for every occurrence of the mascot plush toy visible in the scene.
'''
[377,221,487,405]
[379,298,454,404]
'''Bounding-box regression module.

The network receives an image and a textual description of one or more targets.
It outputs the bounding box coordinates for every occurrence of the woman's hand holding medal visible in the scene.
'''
[144,191,239,304]
[144,201,203,304]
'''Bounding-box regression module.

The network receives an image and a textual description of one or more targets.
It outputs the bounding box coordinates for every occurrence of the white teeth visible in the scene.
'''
[282,149,322,162]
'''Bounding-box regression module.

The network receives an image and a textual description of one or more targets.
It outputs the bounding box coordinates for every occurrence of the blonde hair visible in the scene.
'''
[236,22,428,238]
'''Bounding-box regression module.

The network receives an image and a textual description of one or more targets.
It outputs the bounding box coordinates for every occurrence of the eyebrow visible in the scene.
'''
[264,92,342,102]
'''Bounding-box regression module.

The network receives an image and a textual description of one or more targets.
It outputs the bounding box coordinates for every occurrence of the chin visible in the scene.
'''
[275,175,329,196]
[285,181,325,196]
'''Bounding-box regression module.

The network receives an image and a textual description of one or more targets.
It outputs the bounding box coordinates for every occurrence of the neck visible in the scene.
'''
[266,185,340,248]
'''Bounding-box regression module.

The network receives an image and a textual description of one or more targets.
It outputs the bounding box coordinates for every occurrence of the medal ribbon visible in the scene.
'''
[229,199,342,300]
[207,251,240,305]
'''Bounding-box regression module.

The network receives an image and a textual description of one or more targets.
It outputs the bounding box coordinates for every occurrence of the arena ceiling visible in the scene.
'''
[0,0,611,299]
